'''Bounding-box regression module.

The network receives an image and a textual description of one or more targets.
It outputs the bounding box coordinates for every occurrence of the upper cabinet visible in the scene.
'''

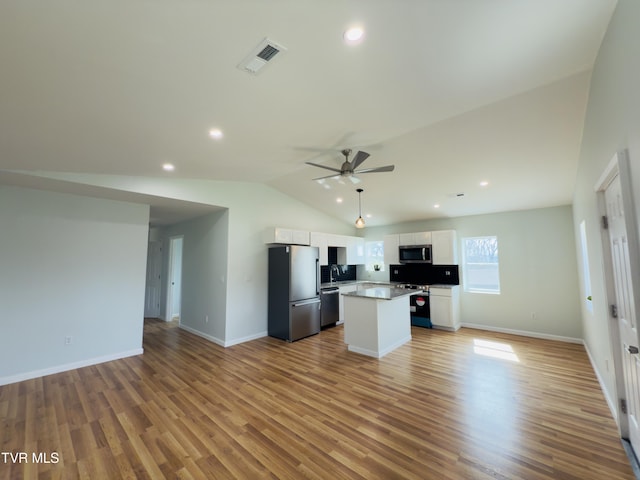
[345,236,365,265]
[269,228,364,265]
[383,234,400,265]
[310,232,329,266]
[384,229,457,265]
[264,227,310,245]
[398,231,432,246]
[431,230,457,265]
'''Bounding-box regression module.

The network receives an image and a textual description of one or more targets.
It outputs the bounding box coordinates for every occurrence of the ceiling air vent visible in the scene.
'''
[237,38,287,75]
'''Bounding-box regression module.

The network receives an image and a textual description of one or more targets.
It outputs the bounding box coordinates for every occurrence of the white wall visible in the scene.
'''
[158,211,230,343]
[572,0,640,409]
[361,205,582,340]
[0,186,149,384]
[21,173,355,345]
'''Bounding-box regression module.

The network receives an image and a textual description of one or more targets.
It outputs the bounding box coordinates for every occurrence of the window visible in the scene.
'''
[579,220,593,312]
[365,240,385,272]
[463,236,500,294]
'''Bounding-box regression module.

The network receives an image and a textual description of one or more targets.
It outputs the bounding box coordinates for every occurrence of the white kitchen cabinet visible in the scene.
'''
[383,234,399,265]
[336,236,364,265]
[432,230,457,265]
[398,231,432,246]
[264,227,310,245]
[327,234,348,247]
[414,231,432,245]
[430,286,460,331]
[310,232,329,266]
[338,283,359,324]
[346,236,365,265]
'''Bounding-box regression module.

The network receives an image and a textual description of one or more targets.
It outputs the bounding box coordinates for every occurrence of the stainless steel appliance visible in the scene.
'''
[268,245,321,341]
[399,244,432,264]
[396,284,432,328]
[320,286,339,327]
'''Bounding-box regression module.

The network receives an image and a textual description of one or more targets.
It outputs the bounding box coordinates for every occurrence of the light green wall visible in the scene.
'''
[573,0,640,410]
[362,205,582,340]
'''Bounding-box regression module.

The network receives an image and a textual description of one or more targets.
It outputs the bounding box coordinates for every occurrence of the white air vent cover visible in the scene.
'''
[237,38,287,75]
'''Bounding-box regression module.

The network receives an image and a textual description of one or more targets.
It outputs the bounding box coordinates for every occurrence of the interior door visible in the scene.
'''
[144,241,162,318]
[605,173,640,453]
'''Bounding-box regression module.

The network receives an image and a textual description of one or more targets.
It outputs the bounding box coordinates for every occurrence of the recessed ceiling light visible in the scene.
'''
[162,163,175,172]
[209,128,223,139]
[336,197,343,203]
[480,181,489,187]
[434,204,440,209]
[344,26,364,44]
[366,213,372,219]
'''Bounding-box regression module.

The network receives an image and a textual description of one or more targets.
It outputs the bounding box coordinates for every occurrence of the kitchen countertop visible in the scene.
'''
[320,280,402,289]
[342,286,422,300]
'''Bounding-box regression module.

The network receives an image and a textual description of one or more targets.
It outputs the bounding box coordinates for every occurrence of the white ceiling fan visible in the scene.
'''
[306,149,395,185]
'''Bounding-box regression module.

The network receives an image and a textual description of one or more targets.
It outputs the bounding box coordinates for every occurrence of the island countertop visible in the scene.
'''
[342,286,422,300]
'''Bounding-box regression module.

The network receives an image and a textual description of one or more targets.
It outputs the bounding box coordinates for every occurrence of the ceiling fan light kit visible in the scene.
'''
[355,188,365,229]
[306,148,395,185]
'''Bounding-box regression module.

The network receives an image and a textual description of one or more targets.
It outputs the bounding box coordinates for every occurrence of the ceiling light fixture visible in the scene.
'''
[162,163,175,172]
[344,26,365,44]
[209,128,223,139]
[480,181,489,187]
[355,188,365,229]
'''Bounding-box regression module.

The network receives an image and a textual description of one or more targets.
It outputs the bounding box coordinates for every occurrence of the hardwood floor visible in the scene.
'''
[1,319,635,479]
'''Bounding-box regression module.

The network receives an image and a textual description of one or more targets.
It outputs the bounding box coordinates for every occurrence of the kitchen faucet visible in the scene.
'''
[330,264,340,284]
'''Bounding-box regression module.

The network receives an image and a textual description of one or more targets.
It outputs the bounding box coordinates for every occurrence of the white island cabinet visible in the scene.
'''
[342,287,413,358]
[430,285,460,331]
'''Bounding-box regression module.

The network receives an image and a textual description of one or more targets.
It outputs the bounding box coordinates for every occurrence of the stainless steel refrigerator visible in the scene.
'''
[268,245,321,341]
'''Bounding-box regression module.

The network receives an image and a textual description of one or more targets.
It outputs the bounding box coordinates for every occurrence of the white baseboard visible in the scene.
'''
[224,331,268,347]
[0,348,144,386]
[179,323,267,347]
[583,341,619,424]
[348,335,411,358]
[461,323,582,344]
[179,324,225,346]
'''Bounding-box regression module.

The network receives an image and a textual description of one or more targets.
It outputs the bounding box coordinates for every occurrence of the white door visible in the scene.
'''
[167,236,183,322]
[144,241,162,318]
[605,173,640,452]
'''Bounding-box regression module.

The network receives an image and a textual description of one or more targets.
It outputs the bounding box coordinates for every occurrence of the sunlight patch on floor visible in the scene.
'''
[473,339,520,362]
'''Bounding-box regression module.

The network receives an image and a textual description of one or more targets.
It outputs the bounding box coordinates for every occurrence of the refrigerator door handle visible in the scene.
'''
[316,258,320,295]
[292,298,321,308]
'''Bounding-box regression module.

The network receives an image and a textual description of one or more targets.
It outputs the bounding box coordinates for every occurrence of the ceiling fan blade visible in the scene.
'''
[354,165,395,174]
[312,173,342,181]
[306,161,343,173]
[350,151,370,169]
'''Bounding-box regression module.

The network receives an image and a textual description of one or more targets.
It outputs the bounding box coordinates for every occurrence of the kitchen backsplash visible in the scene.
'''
[321,264,356,283]
[389,264,459,285]
[321,247,356,283]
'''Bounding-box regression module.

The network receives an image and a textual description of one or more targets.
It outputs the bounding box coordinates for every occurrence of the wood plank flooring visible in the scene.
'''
[1,319,635,479]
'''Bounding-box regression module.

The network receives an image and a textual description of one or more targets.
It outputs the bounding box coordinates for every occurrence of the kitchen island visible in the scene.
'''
[342,286,416,358]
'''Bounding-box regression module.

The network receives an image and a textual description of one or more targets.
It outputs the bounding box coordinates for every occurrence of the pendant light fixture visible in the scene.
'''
[355,188,365,229]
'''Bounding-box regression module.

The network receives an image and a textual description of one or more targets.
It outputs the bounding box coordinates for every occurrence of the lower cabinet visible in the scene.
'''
[430,286,460,331]
[338,284,359,324]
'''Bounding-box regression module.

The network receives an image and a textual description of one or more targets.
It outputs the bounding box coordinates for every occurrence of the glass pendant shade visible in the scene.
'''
[355,188,365,228]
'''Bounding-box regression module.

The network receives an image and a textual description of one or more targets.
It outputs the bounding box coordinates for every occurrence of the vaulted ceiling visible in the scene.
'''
[0,1,617,227]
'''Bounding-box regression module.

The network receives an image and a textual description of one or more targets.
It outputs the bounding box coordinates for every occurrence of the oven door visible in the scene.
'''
[410,293,431,328]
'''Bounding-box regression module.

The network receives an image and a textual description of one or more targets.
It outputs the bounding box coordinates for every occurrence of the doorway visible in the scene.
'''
[166,236,183,323]
[597,149,640,459]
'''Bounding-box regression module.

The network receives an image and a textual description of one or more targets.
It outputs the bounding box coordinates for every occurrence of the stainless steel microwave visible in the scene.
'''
[399,244,432,264]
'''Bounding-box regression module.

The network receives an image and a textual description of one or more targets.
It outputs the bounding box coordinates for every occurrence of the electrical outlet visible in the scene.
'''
[531,312,537,320]
[65,336,72,345]
[205,315,209,323]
